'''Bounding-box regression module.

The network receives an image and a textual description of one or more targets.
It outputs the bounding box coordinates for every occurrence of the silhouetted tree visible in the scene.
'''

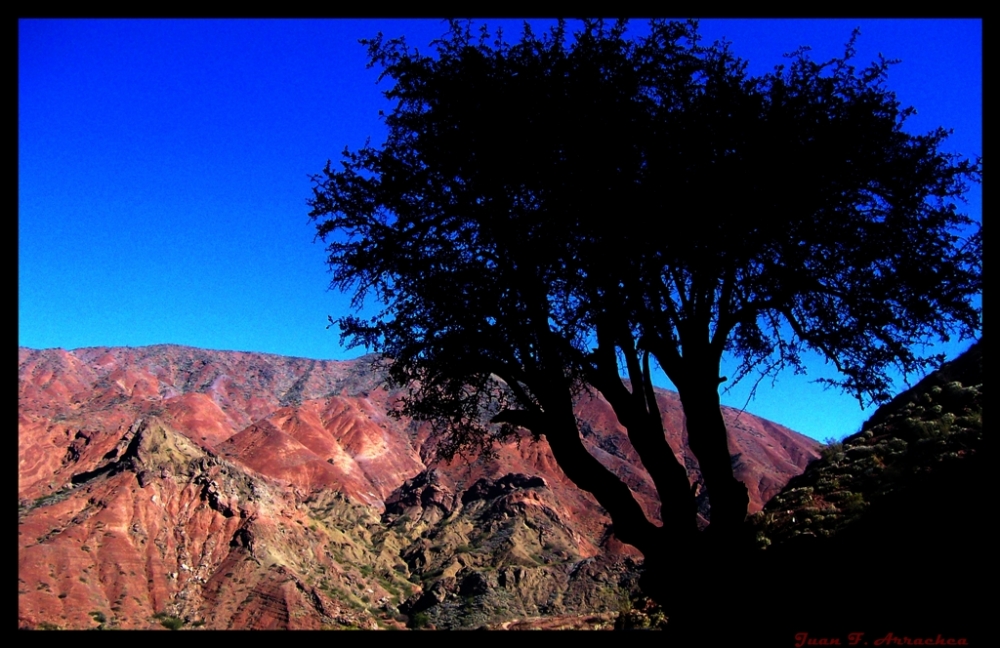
[308,19,980,621]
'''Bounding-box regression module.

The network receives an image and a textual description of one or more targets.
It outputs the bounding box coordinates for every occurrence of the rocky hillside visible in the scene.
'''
[751,339,983,548]
[18,344,819,630]
[737,340,985,643]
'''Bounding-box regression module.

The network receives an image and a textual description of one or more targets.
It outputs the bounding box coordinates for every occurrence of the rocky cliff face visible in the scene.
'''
[18,344,819,630]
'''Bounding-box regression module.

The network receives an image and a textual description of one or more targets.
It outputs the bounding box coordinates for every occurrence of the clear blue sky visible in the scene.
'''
[19,19,982,442]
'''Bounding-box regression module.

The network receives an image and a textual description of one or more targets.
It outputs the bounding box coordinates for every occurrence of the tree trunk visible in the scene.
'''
[586,336,699,541]
[535,401,664,557]
[676,375,750,544]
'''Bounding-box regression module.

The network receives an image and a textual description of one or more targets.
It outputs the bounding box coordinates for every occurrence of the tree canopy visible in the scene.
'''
[308,18,981,618]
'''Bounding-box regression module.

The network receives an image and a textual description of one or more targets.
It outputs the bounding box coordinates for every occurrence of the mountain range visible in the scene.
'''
[18,344,819,630]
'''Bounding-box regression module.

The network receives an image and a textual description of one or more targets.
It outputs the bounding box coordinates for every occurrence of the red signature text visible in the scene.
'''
[795,633,968,647]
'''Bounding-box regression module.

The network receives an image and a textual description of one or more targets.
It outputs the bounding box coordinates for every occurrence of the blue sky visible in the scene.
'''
[19,19,981,442]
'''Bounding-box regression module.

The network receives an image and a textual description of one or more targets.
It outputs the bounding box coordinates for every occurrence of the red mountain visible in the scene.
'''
[18,344,819,630]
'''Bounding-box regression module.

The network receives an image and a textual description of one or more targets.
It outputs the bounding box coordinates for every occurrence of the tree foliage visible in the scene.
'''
[308,18,981,614]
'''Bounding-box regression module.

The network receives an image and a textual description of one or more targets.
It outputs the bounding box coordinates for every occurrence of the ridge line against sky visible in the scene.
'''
[19,19,982,441]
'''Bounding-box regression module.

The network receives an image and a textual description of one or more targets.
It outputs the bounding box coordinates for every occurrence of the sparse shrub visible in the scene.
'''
[422,567,444,582]
[614,596,668,630]
[845,445,876,459]
[841,492,867,515]
[820,442,844,461]
[153,611,185,630]
[815,477,840,490]
[160,616,184,630]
